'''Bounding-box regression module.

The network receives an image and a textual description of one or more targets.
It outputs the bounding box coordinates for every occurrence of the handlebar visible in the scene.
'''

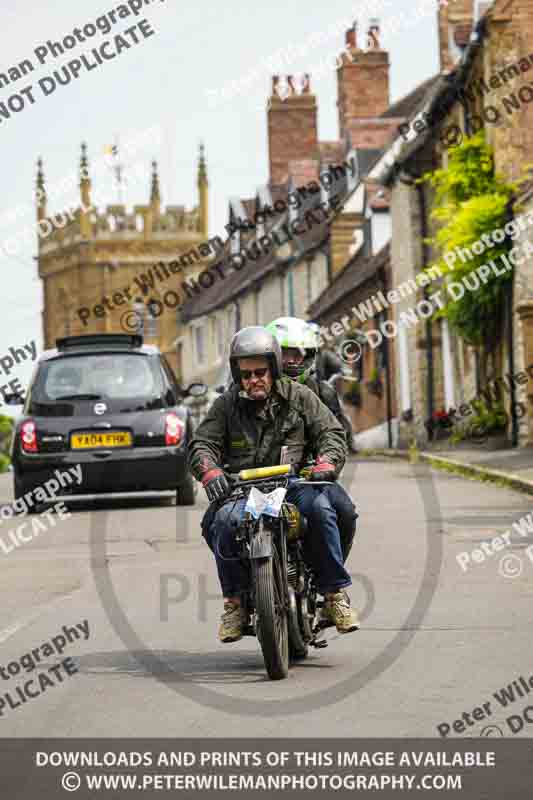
[238,464,292,481]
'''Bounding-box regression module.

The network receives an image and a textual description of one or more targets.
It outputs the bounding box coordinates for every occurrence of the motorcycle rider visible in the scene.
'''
[266,317,358,561]
[188,326,360,643]
[266,317,355,451]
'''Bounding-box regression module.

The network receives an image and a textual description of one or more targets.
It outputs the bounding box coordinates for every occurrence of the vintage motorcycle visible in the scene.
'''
[216,463,331,681]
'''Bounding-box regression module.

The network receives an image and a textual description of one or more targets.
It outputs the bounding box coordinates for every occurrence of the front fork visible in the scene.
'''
[237,516,290,636]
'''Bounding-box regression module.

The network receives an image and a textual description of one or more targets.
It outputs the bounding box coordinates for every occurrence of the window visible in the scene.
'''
[194,325,206,365]
[33,353,165,412]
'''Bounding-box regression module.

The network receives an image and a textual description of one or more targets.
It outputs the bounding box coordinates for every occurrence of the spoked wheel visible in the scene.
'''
[253,533,289,680]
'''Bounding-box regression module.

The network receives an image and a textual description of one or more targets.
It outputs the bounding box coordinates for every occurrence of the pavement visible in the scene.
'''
[419,446,533,495]
[424,445,533,478]
[360,444,533,496]
[0,455,532,739]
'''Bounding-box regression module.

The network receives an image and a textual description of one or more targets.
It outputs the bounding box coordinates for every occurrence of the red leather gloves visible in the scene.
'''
[201,468,231,502]
[308,456,337,482]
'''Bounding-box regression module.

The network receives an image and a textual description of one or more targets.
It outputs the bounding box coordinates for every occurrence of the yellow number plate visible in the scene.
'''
[71,432,132,449]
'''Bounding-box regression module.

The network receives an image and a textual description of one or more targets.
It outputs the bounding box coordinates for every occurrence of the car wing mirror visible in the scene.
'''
[184,382,208,398]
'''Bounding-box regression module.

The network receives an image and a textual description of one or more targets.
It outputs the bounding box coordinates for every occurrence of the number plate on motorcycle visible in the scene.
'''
[244,487,287,519]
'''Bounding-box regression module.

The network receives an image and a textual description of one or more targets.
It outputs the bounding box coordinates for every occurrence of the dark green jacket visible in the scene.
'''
[305,375,342,418]
[189,376,347,480]
[304,375,353,445]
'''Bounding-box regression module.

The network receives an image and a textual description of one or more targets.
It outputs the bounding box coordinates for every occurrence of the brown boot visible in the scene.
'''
[218,601,245,643]
[320,591,360,633]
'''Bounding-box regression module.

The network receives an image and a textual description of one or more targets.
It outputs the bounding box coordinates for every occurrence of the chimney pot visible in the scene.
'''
[367,18,381,49]
[345,22,357,49]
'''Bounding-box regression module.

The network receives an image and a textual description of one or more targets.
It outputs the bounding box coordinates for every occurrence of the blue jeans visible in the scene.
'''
[202,479,352,596]
[319,483,358,562]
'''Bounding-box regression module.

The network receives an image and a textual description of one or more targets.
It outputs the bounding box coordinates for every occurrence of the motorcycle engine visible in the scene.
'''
[283,503,304,541]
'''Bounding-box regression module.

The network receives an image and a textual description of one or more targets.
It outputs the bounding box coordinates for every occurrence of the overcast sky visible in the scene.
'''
[0,0,439,401]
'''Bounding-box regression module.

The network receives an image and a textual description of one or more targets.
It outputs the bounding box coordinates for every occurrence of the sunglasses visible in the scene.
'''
[240,368,269,380]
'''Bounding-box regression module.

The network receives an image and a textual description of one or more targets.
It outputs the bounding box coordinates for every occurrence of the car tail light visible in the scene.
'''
[165,413,184,446]
[21,420,38,453]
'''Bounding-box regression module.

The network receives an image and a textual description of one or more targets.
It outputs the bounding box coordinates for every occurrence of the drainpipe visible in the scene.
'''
[379,268,393,448]
[504,199,518,447]
[507,274,518,446]
[417,180,435,437]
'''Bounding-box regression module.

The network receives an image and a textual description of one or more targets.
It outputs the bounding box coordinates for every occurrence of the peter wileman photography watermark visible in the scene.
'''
[326,210,533,365]
[0,338,36,405]
[0,123,163,261]
[399,56,533,149]
[496,544,533,581]
[206,0,456,110]
[456,508,533,575]
[159,570,375,624]
[424,362,533,439]
[0,466,83,556]
[72,159,357,332]
[0,1,165,127]
[436,667,533,737]
[0,620,89,717]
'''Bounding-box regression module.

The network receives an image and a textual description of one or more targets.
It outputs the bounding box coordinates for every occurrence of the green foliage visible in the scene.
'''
[421,132,516,348]
[0,414,13,472]
[450,398,507,443]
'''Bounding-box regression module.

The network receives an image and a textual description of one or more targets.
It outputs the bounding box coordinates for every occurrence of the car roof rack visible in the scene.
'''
[56,334,144,351]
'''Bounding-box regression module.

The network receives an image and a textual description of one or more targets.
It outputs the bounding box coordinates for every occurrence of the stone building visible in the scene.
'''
[37,143,211,377]
[371,0,533,448]
[180,21,407,389]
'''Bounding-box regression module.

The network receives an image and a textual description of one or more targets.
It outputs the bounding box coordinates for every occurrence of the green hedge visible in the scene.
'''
[0,414,13,473]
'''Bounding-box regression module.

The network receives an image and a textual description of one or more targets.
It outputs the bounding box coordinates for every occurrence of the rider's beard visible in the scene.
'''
[246,383,269,400]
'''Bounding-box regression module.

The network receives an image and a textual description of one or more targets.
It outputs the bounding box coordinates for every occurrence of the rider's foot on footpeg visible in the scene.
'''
[218,601,245,643]
[319,591,360,634]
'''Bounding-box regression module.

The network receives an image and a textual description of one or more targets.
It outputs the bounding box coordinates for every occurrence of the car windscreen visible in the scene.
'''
[27,353,167,416]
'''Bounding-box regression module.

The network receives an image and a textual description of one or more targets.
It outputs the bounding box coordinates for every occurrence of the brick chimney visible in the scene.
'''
[268,74,319,185]
[336,20,392,148]
[438,0,477,72]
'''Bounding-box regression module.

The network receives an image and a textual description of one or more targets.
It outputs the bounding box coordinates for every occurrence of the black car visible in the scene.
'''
[7,333,207,506]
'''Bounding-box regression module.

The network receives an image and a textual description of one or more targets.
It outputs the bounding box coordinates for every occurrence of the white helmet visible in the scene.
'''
[266,317,318,382]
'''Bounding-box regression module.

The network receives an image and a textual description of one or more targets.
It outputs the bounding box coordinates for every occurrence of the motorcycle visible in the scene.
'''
[214,463,330,680]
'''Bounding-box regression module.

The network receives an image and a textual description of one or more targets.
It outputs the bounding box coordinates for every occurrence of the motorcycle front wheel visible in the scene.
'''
[253,532,289,680]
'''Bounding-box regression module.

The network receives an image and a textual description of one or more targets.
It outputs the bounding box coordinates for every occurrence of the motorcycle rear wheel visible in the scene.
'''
[288,587,309,660]
[253,538,289,680]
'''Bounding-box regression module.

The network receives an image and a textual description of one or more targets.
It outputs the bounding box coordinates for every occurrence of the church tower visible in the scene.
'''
[37,143,211,378]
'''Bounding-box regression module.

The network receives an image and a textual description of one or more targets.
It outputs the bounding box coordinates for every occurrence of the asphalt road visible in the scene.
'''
[0,456,532,738]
